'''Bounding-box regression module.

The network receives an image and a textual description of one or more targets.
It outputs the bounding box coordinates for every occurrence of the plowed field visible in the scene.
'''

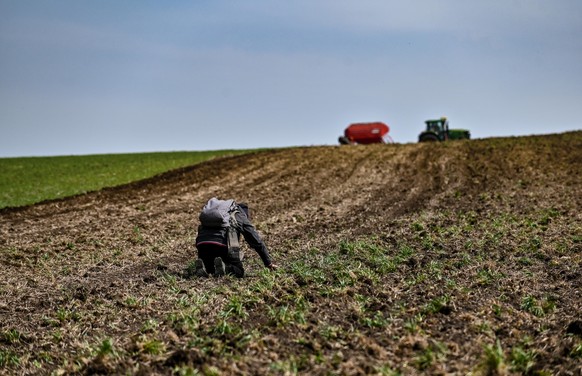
[1,132,581,375]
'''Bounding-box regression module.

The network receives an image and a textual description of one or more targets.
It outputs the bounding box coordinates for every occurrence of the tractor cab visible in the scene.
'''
[426,117,449,133]
[425,118,449,137]
[418,117,449,142]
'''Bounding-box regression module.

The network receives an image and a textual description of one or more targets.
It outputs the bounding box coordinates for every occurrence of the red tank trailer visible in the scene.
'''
[338,122,393,145]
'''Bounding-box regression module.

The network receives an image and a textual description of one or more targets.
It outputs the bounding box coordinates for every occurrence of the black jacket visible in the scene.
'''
[195,206,272,267]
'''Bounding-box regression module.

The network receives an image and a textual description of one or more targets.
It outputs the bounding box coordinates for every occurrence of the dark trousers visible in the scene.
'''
[196,243,245,278]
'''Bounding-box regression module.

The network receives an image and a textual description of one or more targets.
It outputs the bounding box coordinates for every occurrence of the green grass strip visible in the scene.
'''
[0,149,261,209]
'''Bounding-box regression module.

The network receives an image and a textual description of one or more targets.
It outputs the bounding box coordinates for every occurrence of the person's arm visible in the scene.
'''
[236,212,274,268]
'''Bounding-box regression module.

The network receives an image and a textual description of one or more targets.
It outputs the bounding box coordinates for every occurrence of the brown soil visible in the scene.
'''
[1,132,581,375]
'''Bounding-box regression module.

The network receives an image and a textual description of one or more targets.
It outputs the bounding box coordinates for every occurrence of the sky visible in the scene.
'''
[1,1,581,157]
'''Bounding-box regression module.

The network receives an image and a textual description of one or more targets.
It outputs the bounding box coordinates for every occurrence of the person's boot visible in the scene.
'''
[214,257,226,277]
[194,259,209,278]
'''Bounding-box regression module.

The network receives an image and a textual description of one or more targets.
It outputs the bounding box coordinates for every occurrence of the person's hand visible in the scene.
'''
[267,263,279,271]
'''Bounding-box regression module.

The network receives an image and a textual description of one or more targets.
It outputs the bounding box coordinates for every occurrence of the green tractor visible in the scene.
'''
[418,117,471,142]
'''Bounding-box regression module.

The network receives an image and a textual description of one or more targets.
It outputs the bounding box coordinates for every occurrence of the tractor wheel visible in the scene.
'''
[338,136,350,145]
[419,133,439,142]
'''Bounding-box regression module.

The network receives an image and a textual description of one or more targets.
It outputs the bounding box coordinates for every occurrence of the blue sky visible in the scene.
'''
[1,1,581,157]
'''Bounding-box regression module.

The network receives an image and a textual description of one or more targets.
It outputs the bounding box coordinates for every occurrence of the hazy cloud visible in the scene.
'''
[0,1,580,156]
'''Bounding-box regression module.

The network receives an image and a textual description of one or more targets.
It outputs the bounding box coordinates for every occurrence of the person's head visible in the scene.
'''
[239,202,250,219]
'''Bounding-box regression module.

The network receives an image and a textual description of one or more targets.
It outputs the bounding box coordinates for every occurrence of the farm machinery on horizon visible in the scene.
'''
[417,117,471,142]
[338,117,471,145]
[338,122,393,145]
